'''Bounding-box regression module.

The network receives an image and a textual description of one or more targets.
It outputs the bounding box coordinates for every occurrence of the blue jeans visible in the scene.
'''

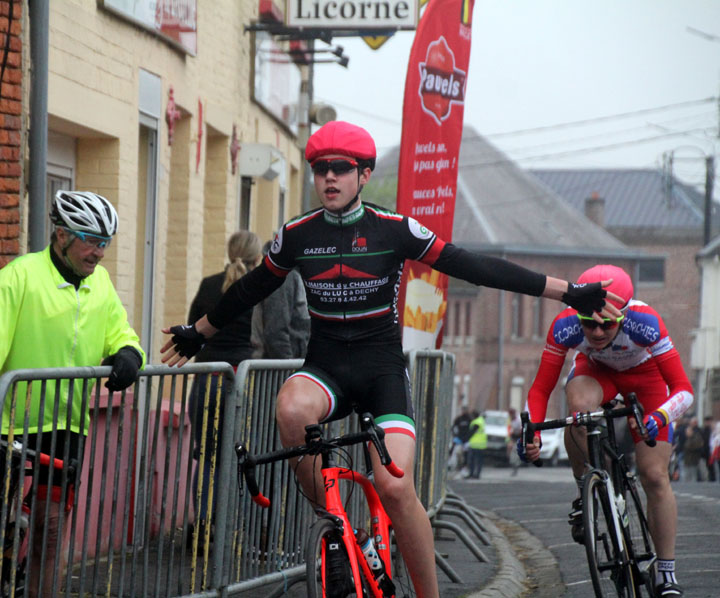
[467,448,485,478]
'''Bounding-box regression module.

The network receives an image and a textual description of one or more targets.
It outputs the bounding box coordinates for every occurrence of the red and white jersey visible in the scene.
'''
[544,299,674,372]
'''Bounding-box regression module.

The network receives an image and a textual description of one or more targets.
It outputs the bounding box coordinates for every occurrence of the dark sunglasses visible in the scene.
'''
[311,158,358,176]
[578,314,624,331]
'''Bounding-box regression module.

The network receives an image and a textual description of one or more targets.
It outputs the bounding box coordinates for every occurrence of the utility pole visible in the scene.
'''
[704,155,715,245]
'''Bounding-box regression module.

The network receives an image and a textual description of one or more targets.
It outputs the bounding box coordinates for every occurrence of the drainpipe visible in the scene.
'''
[497,289,505,410]
[28,0,49,251]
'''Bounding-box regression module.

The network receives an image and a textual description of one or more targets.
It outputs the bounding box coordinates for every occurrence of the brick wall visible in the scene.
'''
[0,0,21,267]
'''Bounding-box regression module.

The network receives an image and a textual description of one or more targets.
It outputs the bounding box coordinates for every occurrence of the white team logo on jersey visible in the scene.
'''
[271,228,283,254]
[408,217,432,240]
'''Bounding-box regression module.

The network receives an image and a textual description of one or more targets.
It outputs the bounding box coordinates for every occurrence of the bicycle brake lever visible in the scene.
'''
[236,443,271,508]
[520,412,543,468]
[626,393,656,447]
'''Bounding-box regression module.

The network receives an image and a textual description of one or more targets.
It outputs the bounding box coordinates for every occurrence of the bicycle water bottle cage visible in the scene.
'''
[305,424,323,444]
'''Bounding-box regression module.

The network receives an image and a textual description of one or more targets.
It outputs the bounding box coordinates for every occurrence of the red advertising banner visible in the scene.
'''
[397,0,475,349]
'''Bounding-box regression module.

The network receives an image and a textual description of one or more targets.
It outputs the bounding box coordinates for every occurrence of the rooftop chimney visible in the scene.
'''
[584,191,605,228]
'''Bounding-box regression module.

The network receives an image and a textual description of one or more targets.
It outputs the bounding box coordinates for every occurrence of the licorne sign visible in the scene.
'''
[285,0,419,29]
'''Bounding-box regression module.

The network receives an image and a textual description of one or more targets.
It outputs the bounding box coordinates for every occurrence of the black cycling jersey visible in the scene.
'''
[208,201,546,343]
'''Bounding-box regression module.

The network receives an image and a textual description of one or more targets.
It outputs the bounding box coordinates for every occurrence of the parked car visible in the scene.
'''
[483,410,510,464]
[539,427,569,466]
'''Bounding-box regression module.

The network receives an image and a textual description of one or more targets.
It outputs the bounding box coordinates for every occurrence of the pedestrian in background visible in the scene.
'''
[701,415,714,482]
[683,417,704,482]
[465,410,487,479]
[451,403,472,473]
[251,239,310,359]
[0,191,144,598]
[187,230,262,542]
[709,421,720,483]
[507,408,522,476]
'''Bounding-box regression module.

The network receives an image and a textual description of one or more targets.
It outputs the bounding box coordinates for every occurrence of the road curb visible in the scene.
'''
[465,511,527,598]
[466,510,563,598]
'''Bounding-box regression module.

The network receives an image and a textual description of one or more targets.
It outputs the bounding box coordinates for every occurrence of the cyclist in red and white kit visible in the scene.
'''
[519,264,692,598]
[161,121,622,598]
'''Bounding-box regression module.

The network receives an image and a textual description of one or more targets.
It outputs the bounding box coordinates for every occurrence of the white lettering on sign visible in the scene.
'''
[286,0,418,29]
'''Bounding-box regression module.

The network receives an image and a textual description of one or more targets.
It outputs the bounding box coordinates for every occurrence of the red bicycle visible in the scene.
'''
[0,437,75,598]
[236,413,415,598]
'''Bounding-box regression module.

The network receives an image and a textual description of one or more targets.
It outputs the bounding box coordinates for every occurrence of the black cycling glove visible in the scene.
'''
[561,282,607,316]
[103,346,143,391]
[168,324,206,360]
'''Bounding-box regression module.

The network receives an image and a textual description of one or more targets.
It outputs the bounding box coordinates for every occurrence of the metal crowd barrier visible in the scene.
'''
[0,351,455,597]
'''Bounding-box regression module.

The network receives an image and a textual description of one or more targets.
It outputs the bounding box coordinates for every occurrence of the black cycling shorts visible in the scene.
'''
[289,339,416,440]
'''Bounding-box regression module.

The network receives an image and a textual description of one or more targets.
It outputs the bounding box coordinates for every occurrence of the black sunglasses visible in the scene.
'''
[578,314,624,331]
[311,158,358,176]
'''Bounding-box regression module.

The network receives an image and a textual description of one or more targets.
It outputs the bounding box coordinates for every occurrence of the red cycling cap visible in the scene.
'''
[578,264,633,310]
[305,121,376,165]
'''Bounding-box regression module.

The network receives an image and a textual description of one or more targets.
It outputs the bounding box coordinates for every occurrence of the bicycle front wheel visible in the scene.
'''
[622,476,656,596]
[306,518,366,598]
[583,472,636,598]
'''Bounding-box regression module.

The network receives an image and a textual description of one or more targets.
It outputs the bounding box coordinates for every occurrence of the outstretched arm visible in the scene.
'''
[429,244,622,320]
[161,260,285,367]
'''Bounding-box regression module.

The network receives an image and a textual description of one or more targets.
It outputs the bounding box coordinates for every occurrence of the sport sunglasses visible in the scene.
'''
[66,228,112,249]
[577,314,625,331]
[310,158,358,176]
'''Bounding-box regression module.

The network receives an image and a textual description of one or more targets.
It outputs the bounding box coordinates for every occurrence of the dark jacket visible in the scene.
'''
[251,269,310,359]
[188,271,254,366]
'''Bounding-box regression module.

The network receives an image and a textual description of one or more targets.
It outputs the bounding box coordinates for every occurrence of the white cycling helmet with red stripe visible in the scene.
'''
[578,264,633,311]
[50,191,118,237]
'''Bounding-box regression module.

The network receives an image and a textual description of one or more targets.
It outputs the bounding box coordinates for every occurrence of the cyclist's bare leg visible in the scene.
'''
[564,376,604,479]
[635,439,676,559]
[275,376,331,507]
[371,432,439,598]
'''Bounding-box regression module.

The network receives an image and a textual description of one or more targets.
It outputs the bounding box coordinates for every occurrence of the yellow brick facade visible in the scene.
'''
[23,1,307,360]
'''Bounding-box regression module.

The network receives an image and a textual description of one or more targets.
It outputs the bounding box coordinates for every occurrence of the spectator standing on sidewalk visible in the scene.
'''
[683,417,704,482]
[709,421,720,483]
[465,410,487,479]
[0,191,144,598]
[187,230,262,541]
[451,403,473,472]
[251,240,310,359]
[507,408,522,475]
[701,415,714,481]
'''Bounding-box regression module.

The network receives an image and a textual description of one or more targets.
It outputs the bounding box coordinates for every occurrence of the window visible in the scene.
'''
[464,300,473,345]
[532,297,544,339]
[239,176,252,230]
[511,294,523,339]
[277,188,286,231]
[637,259,665,285]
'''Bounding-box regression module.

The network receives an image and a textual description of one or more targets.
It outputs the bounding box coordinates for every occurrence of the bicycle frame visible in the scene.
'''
[237,413,406,598]
[319,464,394,597]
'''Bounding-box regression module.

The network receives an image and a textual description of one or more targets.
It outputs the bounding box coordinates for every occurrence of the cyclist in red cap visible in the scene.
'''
[519,264,692,598]
[161,121,621,598]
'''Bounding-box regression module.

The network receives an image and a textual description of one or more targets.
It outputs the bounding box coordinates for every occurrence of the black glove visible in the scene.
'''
[168,324,206,360]
[561,282,607,316]
[102,346,143,391]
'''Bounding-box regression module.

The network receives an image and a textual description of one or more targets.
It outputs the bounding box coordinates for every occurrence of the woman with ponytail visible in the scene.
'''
[186,230,262,543]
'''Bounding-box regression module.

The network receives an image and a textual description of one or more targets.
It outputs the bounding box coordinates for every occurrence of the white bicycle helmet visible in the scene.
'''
[50,191,118,237]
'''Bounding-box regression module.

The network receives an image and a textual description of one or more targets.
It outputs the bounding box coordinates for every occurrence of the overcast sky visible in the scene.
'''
[313,0,720,196]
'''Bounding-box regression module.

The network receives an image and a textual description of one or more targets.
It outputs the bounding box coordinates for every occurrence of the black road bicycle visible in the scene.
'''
[521,393,657,598]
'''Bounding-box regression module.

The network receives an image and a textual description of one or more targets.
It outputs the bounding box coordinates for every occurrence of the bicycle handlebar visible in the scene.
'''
[1,438,73,475]
[521,392,656,467]
[236,413,404,508]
